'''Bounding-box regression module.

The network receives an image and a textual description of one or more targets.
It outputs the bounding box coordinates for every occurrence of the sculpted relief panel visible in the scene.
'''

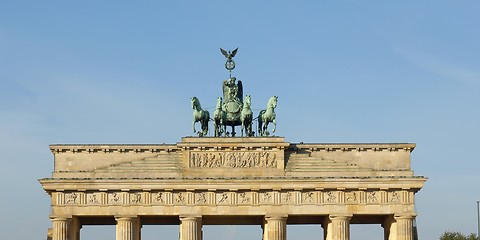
[189,151,277,168]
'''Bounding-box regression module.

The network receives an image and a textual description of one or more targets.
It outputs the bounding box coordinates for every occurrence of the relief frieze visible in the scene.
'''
[87,193,100,205]
[65,192,78,205]
[281,192,293,204]
[108,192,122,205]
[325,191,337,203]
[260,191,273,204]
[367,192,378,204]
[153,192,165,204]
[174,192,186,205]
[238,192,251,204]
[217,192,230,205]
[302,192,315,204]
[195,192,207,205]
[56,189,409,207]
[389,192,401,203]
[345,192,357,203]
[189,151,277,168]
[130,193,142,204]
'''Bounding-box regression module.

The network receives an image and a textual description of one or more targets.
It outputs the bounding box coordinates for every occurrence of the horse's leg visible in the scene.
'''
[258,117,263,136]
[201,120,206,136]
[193,119,196,133]
[219,119,224,136]
[216,119,221,137]
[241,120,245,137]
[223,122,226,136]
[272,118,277,133]
[248,119,253,136]
[245,121,248,137]
[204,119,209,136]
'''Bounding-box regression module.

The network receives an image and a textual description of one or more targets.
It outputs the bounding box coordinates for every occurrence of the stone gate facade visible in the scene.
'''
[39,137,426,240]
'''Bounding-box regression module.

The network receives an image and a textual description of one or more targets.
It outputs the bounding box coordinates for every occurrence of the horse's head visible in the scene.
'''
[216,97,223,109]
[191,97,200,110]
[268,96,278,108]
[244,95,251,107]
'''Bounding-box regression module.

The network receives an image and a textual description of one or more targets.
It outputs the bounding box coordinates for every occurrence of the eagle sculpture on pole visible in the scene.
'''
[220,48,238,76]
[220,47,238,61]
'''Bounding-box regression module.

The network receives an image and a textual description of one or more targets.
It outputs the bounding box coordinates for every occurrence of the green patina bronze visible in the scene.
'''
[213,96,226,137]
[258,96,278,136]
[191,97,209,137]
[241,95,254,137]
[191,48,278,137]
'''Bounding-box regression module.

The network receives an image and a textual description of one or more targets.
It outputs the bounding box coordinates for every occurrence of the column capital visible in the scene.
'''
[394,214,416,220]
[50,217,71,222]
[180,215,203,222]
[265,215,288,221]
[115,216,137,221]
[328,214,352,221]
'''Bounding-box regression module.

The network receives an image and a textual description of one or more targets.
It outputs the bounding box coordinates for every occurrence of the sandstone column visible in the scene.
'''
[51,217,69,240]
[180,216,203,240]
[133,217,142,240]
[116,217,137,240]
[383,216,396,240]
[324,215,351,240]
[263,215,287,240]
[394,215,415,240]
[69,217,82,240]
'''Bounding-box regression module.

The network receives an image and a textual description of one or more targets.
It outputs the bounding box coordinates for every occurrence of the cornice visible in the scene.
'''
[48,142,415,154]
[49,144,178,154]
[39,176,427,192]
[289,143,415,152]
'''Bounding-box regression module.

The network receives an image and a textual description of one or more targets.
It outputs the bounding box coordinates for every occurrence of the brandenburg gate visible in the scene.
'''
[39,49,426,240]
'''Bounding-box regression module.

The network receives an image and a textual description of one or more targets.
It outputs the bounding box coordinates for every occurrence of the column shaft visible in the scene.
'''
[180,216,202,240]
[116,217,135,240]
[69,217,81,240]
[395,215,414,240]
[383,216,396,240]
[324,215,351,240]
[264,216,287,240]
[51,218,69,240]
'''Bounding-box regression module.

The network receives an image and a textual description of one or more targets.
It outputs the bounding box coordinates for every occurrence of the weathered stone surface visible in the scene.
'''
[39,137,426,240]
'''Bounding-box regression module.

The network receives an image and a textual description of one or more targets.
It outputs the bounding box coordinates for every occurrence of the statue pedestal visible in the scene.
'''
[178,137,289,177]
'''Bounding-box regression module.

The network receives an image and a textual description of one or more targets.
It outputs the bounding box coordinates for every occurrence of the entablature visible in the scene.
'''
[46,185,419,217]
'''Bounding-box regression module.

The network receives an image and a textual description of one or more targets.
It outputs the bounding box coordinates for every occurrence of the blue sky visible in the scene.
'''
[1,1,479,239]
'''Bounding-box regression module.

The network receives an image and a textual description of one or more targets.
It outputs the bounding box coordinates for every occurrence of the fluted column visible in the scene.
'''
[394,215,415,240]
[264,215,287,240]
[180,216,202,240]
[51,218,69,240]
[383,216,396,240]
[116,217,135,240]
[133,217,142,240]
[69,217,81,240]
[324,215,351,240]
